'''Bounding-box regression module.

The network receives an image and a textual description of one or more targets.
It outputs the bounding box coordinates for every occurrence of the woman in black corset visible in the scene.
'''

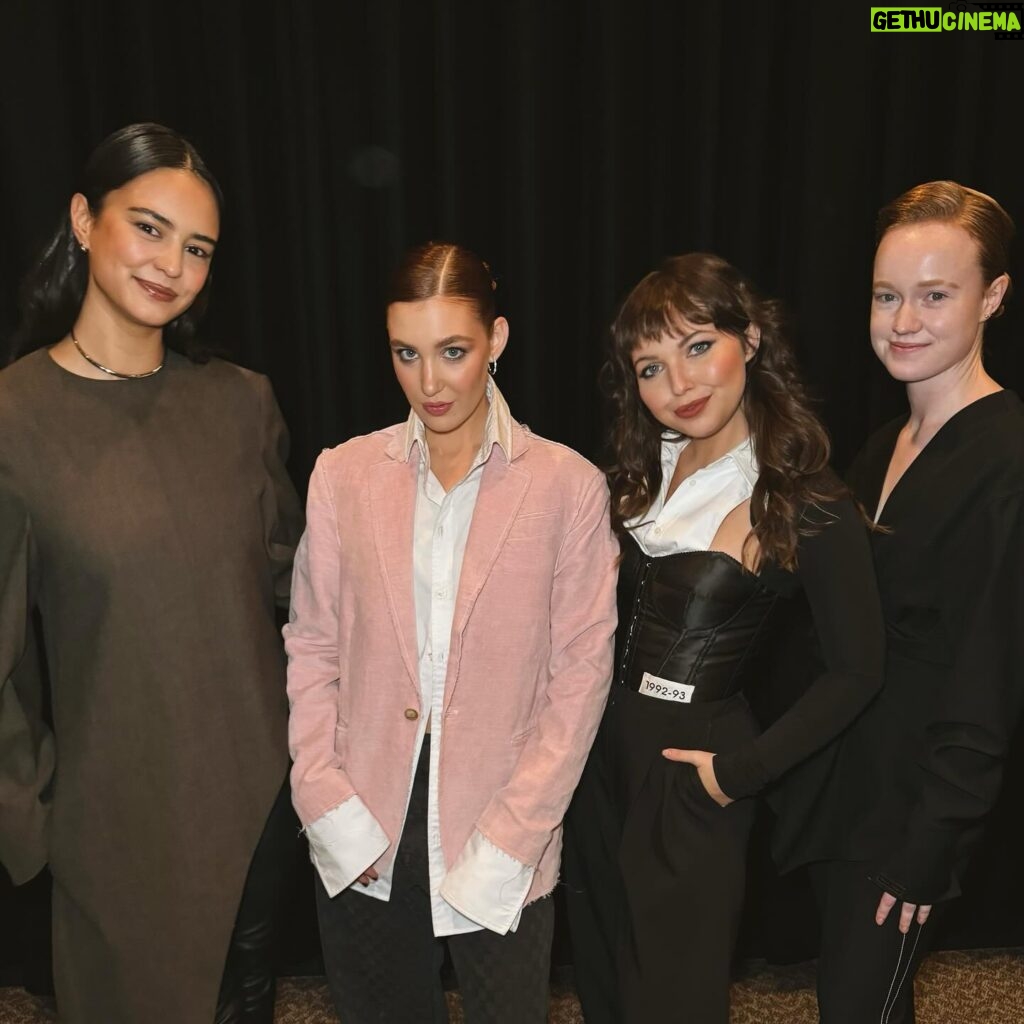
[563,253,885,1023]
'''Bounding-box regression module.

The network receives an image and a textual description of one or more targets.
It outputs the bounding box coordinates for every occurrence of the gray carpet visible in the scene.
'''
[2,948,1023,1022]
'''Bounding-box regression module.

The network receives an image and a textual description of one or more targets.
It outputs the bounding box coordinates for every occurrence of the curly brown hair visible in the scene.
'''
[603,252,846,571]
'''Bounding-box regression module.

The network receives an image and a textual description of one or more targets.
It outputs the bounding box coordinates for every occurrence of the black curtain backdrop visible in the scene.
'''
[2,0,1023,988]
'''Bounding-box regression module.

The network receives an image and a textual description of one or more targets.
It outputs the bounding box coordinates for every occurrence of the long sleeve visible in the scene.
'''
[284,456,390,887]
[285,455,371,822]
[714,496,885,799]
[872,489,1024,904]
[0,483,54,883]
[256,375,304,607]
[473,472,618,867]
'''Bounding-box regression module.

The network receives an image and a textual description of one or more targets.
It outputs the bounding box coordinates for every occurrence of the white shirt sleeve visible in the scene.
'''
[304,795,390,897]
[439,829,536,934]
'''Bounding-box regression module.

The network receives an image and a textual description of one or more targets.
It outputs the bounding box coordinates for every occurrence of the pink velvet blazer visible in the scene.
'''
[285,419,618,904]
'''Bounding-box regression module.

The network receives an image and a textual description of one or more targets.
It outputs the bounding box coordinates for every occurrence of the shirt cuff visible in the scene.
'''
[304,795,390,898]
[439,830,535,934]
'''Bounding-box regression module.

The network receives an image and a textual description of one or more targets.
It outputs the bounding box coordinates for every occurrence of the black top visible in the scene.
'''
[614,544,779,703]
[614,488,885,807]
[831,389,1024,904]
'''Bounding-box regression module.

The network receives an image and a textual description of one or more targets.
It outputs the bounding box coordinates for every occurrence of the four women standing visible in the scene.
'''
[1,122,1021,1023]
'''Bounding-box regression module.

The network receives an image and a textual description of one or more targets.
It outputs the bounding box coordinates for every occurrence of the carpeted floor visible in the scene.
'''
[2,948,1022,1022]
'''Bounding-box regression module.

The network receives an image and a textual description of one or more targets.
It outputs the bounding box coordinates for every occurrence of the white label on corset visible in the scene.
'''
[639,672,695,704]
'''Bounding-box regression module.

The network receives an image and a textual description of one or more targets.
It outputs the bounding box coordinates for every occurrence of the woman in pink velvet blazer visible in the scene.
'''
[285,241,618,1023]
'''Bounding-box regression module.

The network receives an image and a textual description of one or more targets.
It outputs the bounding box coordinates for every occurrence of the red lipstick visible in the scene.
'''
[675,396,710,419]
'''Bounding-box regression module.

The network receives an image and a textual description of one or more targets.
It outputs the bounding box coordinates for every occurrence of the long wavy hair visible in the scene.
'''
[604,252,845,571]
[11,122,223,363]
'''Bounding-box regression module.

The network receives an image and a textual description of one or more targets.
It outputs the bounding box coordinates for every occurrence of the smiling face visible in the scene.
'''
[870,220,1009,386]
[72,166,219,331]
[387,296,508,447]
[632,319,757,450]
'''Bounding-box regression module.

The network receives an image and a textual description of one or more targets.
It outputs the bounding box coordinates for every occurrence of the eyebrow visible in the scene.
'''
[389,335,476,348]
[632,329,704,366]
[128,207,218,247]
[873,278,960,290]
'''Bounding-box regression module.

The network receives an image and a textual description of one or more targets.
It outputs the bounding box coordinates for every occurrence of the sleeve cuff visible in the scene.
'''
[712,746,770,801]
[439,830,535,934]
[305,795,390,898]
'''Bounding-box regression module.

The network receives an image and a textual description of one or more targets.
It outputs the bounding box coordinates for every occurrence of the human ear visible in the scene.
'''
[743,323,762,363]
[69,193,95,251]
[489,316,510,362]
[982,273,1010,321]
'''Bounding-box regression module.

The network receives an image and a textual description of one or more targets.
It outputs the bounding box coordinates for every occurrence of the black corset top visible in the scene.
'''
[614,534,781,703]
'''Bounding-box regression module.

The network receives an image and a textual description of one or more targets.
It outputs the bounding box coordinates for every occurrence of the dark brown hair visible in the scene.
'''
[876,180,1015,317]
[386,241,497,331]
[604,252,845,571]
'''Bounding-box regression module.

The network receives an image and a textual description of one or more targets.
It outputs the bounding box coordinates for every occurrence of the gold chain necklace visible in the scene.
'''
[71,328,164,380]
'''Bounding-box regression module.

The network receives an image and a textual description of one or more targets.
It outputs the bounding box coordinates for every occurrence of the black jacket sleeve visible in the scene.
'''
[713,496,885,799]
[871,489,1024,904]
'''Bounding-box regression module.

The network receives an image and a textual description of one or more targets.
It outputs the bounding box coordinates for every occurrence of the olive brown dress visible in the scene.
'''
[0,348,303,1023]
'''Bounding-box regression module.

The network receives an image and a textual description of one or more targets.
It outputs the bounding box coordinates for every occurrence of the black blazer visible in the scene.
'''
[821,390,1024,904]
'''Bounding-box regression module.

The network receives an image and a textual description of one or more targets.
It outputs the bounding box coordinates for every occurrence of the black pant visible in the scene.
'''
[565,688,757,1024]
[314,739,555,1023]
[810,860,943,1024]
[214,778,296,1024]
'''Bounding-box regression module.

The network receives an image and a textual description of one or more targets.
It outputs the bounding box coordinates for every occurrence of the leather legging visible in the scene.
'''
[214,779,296,1024]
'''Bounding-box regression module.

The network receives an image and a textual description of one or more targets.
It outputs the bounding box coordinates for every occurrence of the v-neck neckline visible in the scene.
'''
[870,390,1008,525]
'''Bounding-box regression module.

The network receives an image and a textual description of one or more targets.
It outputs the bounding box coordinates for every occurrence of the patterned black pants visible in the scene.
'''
[315,739,555,1023]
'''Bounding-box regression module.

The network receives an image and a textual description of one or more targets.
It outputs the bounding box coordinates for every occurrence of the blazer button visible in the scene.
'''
[404,708,419,721]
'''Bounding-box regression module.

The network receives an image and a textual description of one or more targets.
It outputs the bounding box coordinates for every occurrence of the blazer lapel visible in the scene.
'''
[368,458,421,695]
[444,456,531,708]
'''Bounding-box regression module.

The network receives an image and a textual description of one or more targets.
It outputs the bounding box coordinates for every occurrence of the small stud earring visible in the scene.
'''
[79,243,88,253]
[488,359,498,376]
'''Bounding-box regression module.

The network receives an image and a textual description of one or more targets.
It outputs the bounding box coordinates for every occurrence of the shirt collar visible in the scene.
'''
[659,434,759,492]
[400,379,516,466]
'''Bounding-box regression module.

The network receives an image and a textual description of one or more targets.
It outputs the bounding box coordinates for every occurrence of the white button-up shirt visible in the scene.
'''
[627,435,759,556]
[304,384,533,936]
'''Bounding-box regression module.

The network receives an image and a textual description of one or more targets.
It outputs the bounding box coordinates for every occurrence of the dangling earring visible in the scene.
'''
[488,359,498,376]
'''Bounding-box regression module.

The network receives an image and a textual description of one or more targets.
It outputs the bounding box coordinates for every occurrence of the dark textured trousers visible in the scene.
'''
[214,777,297,1024]
[810,860,943,1024]
[315,739,555,1023]
[565,688,757,1024]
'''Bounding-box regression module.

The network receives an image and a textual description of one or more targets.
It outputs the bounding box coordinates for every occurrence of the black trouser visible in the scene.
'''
[314,738,555,1023]
[214,778,296,1024]
[565,687,757,1024]
[810,859,944,1024]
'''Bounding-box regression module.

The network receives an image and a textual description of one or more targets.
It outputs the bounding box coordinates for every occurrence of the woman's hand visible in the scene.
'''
[357,866,380,887]
[661,748,733,807]
[875,892,932,933]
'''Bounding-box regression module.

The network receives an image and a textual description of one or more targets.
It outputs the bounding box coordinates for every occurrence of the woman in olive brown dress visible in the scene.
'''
[0,123,303,1024]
